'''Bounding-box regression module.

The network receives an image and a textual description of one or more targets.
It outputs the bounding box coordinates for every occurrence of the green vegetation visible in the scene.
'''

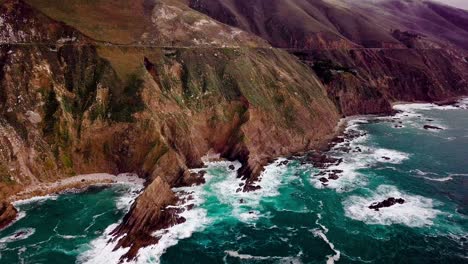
[312,60,356,84]
[109,73,145,122]
[148,141,170,165]
[42,89,59,135]
[25,0,149,44]
[0,164,14,185]
[89,103,107,121]
[60,152,73,168]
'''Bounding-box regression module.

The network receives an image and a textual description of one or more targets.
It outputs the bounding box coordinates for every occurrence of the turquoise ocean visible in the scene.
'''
[1,101,467,263]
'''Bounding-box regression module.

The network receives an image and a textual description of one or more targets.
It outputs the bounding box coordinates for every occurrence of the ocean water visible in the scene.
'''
[0,184,140,264]
[1,102,467,263]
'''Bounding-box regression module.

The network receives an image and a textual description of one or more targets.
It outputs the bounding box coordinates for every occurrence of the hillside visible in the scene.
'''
[1,0,468,261]
[190,0,468,115]
[0,0,340,259]
[189,0,468,50]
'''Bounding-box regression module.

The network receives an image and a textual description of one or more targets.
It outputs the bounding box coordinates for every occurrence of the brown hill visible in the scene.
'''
[0,0,339,259]
[190,0,468,115]
[189,0,468,50]
[1,0,468,261]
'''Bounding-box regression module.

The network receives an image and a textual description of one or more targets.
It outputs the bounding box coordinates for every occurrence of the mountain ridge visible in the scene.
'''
[0,0,467,261]
[0,0,340,259]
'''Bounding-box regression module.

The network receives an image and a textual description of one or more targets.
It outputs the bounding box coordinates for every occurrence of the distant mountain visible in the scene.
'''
[190,0,468,115]
[434,0,468,10]
[0,0,467,261]
[0,0,339,260]
[189,0,468,50]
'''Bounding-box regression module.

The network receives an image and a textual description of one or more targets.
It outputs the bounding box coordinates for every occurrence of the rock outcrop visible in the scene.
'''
[190,0,468,115]
[0,0,340,258]
[0,201,17,229]
[369,197,406,211]
[295,48,468,115]
[1,0,468,261]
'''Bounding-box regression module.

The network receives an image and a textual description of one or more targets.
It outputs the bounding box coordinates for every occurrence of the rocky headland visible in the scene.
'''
[1,0,468,260]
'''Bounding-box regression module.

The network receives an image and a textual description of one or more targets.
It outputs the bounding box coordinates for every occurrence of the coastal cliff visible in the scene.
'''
[190,0,468,115]
[0,0,340,258]
[1,0,468,260]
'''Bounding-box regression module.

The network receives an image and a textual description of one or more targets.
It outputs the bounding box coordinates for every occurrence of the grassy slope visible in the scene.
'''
[25,0,149,43]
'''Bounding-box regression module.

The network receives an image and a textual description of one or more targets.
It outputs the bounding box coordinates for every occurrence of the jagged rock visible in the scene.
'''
[369,197,405,211]
[0,202,17,230]
[424,125,443,130]
[305,152,341,169]
[243,184,261,192]
[2,0,468,261]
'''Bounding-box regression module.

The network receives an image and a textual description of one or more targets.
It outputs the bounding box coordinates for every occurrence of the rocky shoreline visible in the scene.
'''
[1,98,466,260]
[0,202,18,230]
[0,173,144,231]
[110,97,468,261]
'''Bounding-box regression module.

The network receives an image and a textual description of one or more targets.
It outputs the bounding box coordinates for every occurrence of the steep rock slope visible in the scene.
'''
[0,0,340,259]
[24,0,267,47]
[190,0,468,115]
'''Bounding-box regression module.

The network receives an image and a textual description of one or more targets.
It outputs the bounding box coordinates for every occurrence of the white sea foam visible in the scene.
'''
[80,182,210,264]
[411,170,467,182]
[422,176,453,182]
[78,182,147,264]
[455,98,468,109]
[115,184,144,211]
[311,211,340,264]
[209,159,289,222]
[77,223,131,264]
[137,205,210,263]
[393,103,459,112]
[81,158,290,263]
[421,173,468,182]
[0,210,26,232]
[343,185,441,227]
[310,119,409,192]
[224,250,303,263]
[390,103,456,131]
[12,194,58,206]
[373,149,410,164]
[89,157,294,263]
[138,160,282,263]
[413,169,430,176]
[0,228,35,243]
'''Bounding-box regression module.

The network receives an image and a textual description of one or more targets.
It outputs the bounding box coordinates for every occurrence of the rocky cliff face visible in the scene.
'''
[2,0,468,260]
[0,0,340,259]
[190,0,468,115]
[295,47,468,115]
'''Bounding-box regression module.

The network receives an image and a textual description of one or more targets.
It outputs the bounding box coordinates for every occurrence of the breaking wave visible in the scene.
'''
[343,185,441,227]
[310,118,410,192]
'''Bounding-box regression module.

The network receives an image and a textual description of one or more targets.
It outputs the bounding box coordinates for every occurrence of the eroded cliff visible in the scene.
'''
[190,0,468,115]
[0,0,340,259]
[2,0,468,260]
